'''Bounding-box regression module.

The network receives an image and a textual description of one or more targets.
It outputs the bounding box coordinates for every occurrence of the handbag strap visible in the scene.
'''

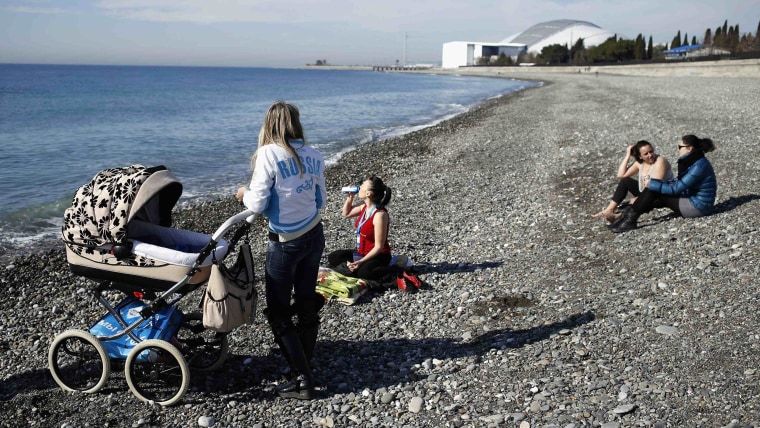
[228,222,252,249]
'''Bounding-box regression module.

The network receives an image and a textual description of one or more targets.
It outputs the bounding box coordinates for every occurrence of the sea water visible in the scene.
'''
[0,64,538,252]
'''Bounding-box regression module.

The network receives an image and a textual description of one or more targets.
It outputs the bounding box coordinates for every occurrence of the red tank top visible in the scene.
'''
[355,205,391,256]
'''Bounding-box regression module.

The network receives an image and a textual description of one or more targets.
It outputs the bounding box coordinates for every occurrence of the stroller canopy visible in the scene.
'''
[62,165,182,248]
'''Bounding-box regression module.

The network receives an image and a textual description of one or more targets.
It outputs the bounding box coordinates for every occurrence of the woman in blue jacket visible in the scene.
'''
[611,135,716,233]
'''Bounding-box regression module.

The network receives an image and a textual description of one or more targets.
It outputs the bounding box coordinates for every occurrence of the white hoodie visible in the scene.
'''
[242,140,326,238]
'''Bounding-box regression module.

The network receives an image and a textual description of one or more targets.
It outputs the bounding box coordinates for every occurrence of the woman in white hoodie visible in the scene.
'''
[236,101,326,400]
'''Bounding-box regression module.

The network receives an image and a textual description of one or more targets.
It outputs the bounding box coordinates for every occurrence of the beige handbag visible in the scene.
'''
[202,242,257,332]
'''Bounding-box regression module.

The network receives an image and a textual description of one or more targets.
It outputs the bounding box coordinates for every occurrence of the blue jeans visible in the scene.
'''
[265,223,325,316]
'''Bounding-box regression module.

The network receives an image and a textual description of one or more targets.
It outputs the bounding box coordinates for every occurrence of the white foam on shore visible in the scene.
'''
[1,82,538,255]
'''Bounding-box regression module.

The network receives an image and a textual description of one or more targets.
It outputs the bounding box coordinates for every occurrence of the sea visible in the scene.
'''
[0,64,538,255]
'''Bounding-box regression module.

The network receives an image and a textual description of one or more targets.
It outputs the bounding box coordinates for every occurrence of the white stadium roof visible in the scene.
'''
[499,19,618,54]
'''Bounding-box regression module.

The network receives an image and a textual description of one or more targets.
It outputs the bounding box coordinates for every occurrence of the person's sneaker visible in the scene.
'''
[396,275,408,291]
[402,271,422,288]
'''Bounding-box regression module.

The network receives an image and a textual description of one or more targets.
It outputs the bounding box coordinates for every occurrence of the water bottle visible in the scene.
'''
[341,185,359,194]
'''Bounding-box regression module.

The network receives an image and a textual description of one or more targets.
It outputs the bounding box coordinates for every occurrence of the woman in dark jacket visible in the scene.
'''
[611,135,717,233]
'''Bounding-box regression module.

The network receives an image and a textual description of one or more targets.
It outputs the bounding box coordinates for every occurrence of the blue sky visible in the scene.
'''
[1,0,758,67]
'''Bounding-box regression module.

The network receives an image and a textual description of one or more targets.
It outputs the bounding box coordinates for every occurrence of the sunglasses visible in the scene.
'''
[678,145,689,149]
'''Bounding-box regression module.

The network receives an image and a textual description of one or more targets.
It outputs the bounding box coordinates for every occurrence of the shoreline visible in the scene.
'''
[2,72,759,426]
[0,78,535,265]
[302,58,760,78]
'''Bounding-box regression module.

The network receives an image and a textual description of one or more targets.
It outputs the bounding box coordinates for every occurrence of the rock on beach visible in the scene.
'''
[1,70,759,427]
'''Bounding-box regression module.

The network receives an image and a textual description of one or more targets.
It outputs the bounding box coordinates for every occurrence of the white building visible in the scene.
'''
[441,41,526,68]
[442,19,618,68]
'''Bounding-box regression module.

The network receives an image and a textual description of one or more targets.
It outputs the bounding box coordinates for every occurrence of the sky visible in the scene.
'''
[1,0,758,67]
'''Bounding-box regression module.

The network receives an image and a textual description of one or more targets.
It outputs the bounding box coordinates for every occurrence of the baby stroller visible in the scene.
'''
[50,164,258,406]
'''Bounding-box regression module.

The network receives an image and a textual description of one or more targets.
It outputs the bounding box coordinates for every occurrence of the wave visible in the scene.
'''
[0,65,537,254]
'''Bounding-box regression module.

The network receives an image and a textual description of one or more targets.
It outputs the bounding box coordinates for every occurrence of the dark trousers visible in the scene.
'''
[327,249,392,281]
[632,189,682,216]
[611,178,640,204]
[265,223,325,316]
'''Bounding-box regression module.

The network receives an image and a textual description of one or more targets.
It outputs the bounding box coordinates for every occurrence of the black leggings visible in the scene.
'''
[327,249,393,281]
[632,188,682,216]
[612,178,640,204]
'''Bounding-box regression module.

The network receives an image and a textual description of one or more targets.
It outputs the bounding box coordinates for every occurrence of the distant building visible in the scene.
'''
[442,19,617,68]
[662,44,703,60]
[441,42,526,68]
[662,44,730,60]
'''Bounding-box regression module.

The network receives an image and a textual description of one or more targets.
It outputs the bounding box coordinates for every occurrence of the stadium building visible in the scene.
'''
[441,19,617,68]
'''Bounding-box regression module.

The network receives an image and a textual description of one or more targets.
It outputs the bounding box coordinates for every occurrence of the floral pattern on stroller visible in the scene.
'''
[50,164,258,406]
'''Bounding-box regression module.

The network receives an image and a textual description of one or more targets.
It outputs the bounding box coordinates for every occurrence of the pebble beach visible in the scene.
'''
[1,71,759,427]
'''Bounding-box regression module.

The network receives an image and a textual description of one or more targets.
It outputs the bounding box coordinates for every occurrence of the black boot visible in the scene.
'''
[295,294,324,362]
[266,309,315,400]
[610,207,640,233]
[264,308,288,359]
[275,330,314,400]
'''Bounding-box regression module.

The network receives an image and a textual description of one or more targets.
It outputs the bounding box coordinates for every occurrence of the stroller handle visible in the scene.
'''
[141,210,259,314]
[191,211,258,269]
[211,210,258,242]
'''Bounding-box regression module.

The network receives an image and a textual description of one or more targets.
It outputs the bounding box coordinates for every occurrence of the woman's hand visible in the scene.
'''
[592,208,620,223]
[235,187,246,201]
[347,260,361,272]
[618,145,637,178]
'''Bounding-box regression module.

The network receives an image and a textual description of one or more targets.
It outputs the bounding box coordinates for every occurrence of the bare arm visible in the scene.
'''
[649,156,672,180]
[348,211,389,270]
[616,145,637,179]
[341,194,363,218]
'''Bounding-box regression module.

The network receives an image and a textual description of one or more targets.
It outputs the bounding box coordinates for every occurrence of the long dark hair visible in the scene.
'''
[677,135,715,178]
[630,140,653,163]
[366,175,392,209]
[681,135,716,154]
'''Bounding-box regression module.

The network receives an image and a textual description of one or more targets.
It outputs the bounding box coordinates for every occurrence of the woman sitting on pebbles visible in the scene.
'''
[610,135,717,233]
[593,140,674,223]
[328,175,393,281]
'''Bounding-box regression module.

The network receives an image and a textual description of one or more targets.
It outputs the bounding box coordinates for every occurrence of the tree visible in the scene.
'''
[634,34,645,60]
[757,20,760,39]
[612,39,636,61]
[651,43,668,59]
[586,35,635,63]
[732,25,740,49]
[493,53,513,66]
[683,33,689,46]
[704,28,712,46]
[571,37,586,64]
[647,36,653,60]
[692,36,697,45]
[517,52,537,64]
[671,31,682,49]
[538,43,569,64]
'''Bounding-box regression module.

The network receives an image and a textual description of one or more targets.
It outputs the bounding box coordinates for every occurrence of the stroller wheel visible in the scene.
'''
[125,339,189,406]
[48,329,111,394]
[174,311,229,371]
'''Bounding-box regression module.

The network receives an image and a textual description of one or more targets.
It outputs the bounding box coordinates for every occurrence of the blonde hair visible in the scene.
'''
[251,101,306,175]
